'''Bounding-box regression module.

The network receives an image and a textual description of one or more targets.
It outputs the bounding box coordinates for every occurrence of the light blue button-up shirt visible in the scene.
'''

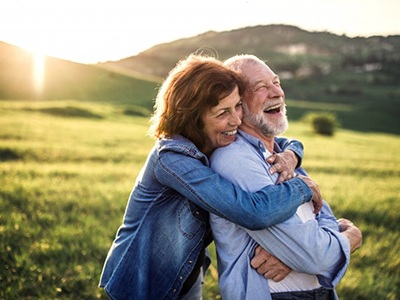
[210,130,350,300]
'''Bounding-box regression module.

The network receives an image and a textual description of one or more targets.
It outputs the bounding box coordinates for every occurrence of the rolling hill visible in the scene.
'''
[101,24,400,82]
[1,24,400,134]
[99,25,400,135]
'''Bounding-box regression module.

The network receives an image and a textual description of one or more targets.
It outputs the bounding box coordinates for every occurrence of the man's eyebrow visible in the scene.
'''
[252,76,280,86]
[252,79,264,86]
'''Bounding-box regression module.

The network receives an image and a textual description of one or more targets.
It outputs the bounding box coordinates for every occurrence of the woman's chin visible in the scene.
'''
[220,135,236,147]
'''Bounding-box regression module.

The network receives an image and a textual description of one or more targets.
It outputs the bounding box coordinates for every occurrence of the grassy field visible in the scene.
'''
[1,99,399,299]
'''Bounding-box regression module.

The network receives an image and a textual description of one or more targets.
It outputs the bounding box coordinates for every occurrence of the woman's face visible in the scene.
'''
[201,85,243,156]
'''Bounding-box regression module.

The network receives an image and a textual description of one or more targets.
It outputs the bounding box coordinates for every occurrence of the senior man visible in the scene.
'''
[210,54,362,300]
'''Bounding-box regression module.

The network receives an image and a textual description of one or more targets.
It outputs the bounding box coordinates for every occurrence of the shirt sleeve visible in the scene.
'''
[245,214,350,288]
[316,201,341,231]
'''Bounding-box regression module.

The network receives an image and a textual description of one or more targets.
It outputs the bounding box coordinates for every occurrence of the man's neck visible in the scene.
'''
[240,124,275,153]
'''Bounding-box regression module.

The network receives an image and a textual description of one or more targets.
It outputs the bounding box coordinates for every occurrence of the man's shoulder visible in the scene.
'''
[210,133,262,177]
[211,134,252,160]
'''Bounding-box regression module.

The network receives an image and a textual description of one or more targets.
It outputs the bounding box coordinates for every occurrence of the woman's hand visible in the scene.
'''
[267,150,298,184]
[250,245,291,282]
[338,218,363,253]
[268,151,323,214]
[296,175,323,214]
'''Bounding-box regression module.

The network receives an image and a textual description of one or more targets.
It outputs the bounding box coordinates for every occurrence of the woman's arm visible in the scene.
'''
[155,150,314,230]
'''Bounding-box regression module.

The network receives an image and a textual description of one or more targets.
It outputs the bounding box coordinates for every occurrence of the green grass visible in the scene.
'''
[1,99,399,299]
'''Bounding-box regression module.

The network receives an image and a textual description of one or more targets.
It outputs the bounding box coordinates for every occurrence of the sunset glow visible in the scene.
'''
[33,53,45,94]
[1,0,399,64]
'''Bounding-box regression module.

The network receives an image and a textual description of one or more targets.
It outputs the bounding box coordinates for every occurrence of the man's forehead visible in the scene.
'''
[244,64,277,84]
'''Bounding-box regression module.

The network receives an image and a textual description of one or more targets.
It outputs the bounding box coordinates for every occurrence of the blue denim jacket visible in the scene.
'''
[99,135,312,300]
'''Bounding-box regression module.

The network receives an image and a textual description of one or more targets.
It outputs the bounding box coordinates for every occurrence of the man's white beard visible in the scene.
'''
[245,106,288,137]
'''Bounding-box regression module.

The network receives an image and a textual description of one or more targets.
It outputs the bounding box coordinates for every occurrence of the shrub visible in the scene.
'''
[0,148,22,161]
[303,112,339,136]
[33,106,103,119]
[123,105,151,117]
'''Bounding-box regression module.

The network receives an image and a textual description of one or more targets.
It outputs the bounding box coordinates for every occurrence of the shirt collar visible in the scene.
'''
[238,129,283,156]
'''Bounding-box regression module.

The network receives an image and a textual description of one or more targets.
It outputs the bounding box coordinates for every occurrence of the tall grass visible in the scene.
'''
[1,100,399,299]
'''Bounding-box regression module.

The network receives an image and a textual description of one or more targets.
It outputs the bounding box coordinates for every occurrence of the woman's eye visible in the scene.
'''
[217,111,229,118]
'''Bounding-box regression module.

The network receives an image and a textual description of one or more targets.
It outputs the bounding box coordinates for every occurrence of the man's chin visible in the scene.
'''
[262,120,288,136]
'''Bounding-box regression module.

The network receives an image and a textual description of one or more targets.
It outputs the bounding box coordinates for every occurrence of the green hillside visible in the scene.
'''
[102,25,400,135]
[104,25,400,81]
[0,42,158,111]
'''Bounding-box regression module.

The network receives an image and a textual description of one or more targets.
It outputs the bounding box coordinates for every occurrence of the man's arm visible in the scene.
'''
[251,212,362,286]
[245,204,351,287]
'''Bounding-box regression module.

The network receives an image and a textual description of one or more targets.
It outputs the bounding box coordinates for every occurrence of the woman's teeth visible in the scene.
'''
[222,130,237,136]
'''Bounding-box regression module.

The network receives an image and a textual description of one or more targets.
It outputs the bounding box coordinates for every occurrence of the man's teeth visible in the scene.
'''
[223,130,237,136]
[265,104,281,112]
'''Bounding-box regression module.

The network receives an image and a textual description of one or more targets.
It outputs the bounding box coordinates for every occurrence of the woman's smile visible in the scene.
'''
[201,86,242,156]
[222,129,238,136]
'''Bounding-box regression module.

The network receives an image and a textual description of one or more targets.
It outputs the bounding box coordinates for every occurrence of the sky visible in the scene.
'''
[1,0,399,64]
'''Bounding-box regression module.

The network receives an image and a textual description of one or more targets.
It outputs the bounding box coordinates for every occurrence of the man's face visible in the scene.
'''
[242,62,288,136]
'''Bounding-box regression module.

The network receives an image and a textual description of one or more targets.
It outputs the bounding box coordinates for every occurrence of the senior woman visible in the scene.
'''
[99,54,321,300]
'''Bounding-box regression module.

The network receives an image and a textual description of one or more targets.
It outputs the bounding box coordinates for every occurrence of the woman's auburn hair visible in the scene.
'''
[148,54,245,150]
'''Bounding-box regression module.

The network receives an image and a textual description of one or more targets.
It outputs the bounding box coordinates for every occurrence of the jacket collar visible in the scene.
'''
[158,135,210,165]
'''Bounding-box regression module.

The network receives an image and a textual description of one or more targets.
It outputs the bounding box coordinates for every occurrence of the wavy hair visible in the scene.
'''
[149,54,245,151]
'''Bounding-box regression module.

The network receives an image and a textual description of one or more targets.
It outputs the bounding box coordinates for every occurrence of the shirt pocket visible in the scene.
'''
[178,200,204,239]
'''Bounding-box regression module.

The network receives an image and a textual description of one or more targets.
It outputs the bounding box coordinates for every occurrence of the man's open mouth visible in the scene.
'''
[264,104,282,114]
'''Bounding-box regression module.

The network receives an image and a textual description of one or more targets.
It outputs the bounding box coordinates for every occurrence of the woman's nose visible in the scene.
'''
[229,111,242,126]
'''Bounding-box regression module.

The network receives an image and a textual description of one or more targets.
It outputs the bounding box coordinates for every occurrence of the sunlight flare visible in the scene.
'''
[33,52,45,94]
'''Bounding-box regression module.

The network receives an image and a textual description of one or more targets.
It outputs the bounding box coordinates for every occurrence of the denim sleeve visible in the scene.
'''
[275,137,304,168]
[155,150,312,230]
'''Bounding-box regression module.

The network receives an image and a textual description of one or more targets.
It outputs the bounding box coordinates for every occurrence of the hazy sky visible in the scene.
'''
[1,0,399,64]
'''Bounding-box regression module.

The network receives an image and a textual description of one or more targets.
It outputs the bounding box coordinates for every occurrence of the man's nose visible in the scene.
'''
[268,84,285,99]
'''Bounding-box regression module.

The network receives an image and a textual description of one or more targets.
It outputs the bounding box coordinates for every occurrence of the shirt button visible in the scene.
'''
[179,276,183,280]
[189,260,193,264]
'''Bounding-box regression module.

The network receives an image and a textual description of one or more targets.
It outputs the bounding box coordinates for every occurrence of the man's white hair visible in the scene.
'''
[224,54,267,79]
